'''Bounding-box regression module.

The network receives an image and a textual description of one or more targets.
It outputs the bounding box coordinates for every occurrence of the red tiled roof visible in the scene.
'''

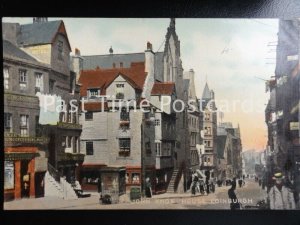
[151,82,175,95]
[79,62,146,97]
[81,102,108,111]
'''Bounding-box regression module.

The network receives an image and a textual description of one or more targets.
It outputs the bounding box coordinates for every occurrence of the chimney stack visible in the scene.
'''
[146,41,153,51]
[109,46,113,54]
[75,48,81,56]
[33,17,48,23]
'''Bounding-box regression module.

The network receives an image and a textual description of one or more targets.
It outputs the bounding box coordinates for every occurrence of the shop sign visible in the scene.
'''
[290,122,299,131]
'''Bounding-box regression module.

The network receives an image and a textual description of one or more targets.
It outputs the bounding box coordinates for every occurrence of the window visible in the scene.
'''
[19,69,27,89]
[163,142,172,156]
[120,108,130,122]
[155,119,160,126]
[4,113,12,133]
[35,73,43,93]
[119,138,130,157]
[58,41,63,60]
[86,142,94,155]
[146,141,151,155]
[35,116,40,136]
[49,79,55,94]
[112,63,116,68]
[20,115,29,136]
[204,140,211,147]
[120,62,123,68]
[67,136,72,148]
[74,137,79,153]
[4,67,9,90]
[89,88,100,98]
[191,132,197,146]
[131,173,140,184]
[205,113,210,121]
[85,112,93,120]
[116,83,125,99]
[204,127,211,135]
[207,157,211,163]
[155,143,161,156]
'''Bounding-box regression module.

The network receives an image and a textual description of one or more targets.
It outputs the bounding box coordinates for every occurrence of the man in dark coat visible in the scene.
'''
[228,181,240,210]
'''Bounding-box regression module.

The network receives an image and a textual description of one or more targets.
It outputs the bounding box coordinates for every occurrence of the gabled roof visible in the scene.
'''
[151,82,175,95]
[79,62,146,97]
[18,20,71,50]
[3,40,37,62]
[202,82,211,99]
[216,135,227,159]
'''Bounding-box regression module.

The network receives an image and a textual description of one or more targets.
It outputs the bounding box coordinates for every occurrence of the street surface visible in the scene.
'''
[4,179,266,210]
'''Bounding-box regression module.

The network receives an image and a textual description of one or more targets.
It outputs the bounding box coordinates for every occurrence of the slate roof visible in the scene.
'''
[202,82,211,99]
[216,135,227,159]
[82,51,164,81]
[79,62,146,97]
[151,82,175,95]
[3,40,38,62]
[18,20,62,46]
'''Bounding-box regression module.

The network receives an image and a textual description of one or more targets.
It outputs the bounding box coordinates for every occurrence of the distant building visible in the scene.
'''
[200,82,218,179]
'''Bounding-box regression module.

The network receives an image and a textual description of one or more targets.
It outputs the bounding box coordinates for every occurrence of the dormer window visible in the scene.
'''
[88,88,100,99]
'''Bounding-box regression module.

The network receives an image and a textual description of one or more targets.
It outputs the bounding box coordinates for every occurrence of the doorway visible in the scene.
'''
[21,160,30,198]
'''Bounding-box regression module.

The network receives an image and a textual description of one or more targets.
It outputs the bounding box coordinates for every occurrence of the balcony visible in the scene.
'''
[57,152,85,162]
[156,156,173,169]
[4,132,49,146]
[57,122,82,130]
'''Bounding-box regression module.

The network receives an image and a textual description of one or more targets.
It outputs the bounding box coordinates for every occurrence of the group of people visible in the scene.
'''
[190,172,215,196]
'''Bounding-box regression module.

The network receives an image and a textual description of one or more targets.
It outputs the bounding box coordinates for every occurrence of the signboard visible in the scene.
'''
[290,122,299,131]
[4,161,14,189]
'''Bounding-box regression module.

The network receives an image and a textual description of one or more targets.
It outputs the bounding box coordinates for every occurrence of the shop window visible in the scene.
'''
[131,173,140,184]
[4,161,14,190]
[119,138,130,157]
[86,141,94,155]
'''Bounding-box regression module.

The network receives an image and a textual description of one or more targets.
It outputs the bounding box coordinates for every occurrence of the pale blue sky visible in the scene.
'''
[3,17,279,150]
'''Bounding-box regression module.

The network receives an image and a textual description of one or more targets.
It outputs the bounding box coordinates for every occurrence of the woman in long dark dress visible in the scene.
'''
[228,182,240,210]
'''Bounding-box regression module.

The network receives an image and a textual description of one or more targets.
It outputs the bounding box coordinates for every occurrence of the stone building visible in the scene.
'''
[3,19,83,199]
[3,39,50,201]
[183,69,201,174]
[200,82,218,179]
[265,19,300,188]
[216,122,243,181]
[77,18,190,194]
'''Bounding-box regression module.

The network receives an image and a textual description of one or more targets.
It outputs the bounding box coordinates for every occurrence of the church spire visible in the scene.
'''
[170,18,175,29]
[202,82,211,99]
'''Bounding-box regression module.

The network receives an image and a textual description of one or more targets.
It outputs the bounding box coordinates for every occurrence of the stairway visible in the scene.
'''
[44,171,78,200]
[166,169,179,193]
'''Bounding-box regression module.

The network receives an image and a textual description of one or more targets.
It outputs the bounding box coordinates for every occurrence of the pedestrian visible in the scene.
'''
[267,172,295,209]
[238,178,243,188]
[145,177,152,198]
[228,181,240,210]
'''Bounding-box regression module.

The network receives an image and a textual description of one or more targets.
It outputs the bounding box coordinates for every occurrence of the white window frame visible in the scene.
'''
[20,114,29,136]
[19,69,27,89]
[4,67,9,90]
[35,72,44,92]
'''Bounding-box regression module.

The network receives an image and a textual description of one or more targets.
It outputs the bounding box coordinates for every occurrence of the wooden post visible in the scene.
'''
[28,159,35,198]
[14,161,21,199]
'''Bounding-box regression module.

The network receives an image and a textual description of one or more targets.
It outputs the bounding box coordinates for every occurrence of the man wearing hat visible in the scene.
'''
[267,172,295,209]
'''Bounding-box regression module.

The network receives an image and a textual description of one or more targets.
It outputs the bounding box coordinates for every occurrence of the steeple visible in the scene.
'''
[170,18,175,29]
[202,82,211,99]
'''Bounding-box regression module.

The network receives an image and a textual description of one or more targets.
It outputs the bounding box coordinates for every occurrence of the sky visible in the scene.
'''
[3,17,279,151]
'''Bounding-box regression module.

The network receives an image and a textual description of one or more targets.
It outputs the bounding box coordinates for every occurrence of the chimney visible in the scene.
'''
[33,17,48,23]
[75,48,81,56]
[109,46,113,54]
[146,41,153,51]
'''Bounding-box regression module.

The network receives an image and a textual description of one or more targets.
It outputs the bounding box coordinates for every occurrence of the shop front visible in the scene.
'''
[4,147,39,201]
[80,164,107,191]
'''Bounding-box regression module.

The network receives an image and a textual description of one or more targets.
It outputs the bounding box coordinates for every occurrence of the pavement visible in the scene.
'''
[4,179,266,210]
